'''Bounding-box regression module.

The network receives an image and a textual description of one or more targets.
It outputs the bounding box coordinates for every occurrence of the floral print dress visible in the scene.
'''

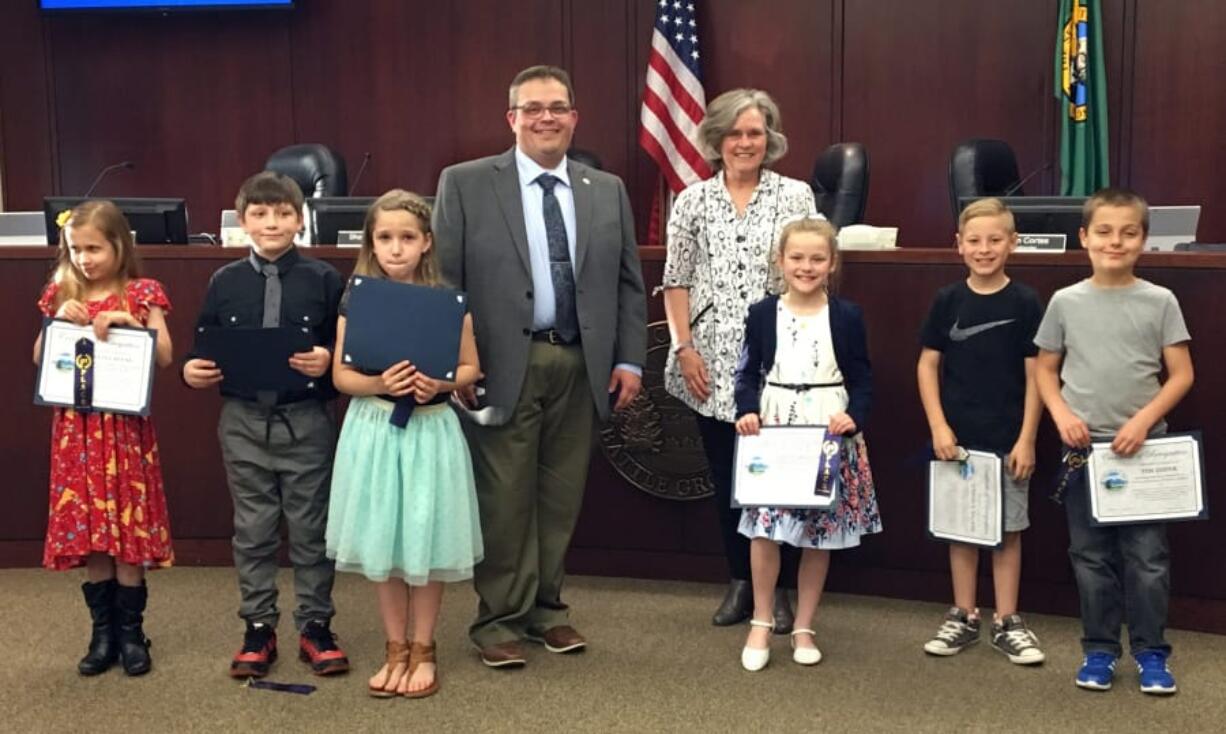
[737,301,882,549]
[37,278,174,570]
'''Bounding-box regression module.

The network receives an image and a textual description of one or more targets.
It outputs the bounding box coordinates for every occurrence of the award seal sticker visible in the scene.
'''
[1102,470,1128,491]
[747,457,768,476]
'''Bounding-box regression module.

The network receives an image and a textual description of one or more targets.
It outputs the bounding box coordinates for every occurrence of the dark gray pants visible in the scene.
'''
[218,398,337,631]
[1065,478,1171,657]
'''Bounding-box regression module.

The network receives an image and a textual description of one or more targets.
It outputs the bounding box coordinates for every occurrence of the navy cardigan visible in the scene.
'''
[733,294,873,432]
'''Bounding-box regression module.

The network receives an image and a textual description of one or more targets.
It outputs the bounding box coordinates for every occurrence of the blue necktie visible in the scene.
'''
[535,173,578,343]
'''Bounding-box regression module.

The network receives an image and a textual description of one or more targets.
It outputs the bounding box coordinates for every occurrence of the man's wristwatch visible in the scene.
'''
[672,339,694,355]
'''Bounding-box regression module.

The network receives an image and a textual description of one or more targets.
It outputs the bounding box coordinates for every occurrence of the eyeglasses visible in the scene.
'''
[510,102,574,119]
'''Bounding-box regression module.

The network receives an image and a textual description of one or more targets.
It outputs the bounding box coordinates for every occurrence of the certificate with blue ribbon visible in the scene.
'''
[928,449,1004,548]
[732,425,841,509]
[35,318,156,416]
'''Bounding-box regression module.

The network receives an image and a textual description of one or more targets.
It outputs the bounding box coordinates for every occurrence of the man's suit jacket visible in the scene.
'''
[433,147,647,425]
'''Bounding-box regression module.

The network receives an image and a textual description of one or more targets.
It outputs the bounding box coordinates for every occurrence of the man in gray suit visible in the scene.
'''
[433,65,647,668]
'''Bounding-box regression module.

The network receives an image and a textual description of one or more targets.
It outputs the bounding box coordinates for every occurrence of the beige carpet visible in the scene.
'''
[2,568,1224,733]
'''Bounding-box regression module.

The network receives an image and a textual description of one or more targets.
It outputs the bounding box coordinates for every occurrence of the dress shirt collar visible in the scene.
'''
[249,245,301,275]
[515,146,571,191]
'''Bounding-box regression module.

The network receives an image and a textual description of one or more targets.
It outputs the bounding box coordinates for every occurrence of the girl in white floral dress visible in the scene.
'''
[733,218,882,671]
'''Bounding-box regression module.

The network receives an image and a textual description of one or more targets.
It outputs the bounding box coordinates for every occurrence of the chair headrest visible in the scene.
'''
[265,144,349,198]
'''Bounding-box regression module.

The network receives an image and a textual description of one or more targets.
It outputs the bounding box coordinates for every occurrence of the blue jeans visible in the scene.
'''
[1064,473,1171,657]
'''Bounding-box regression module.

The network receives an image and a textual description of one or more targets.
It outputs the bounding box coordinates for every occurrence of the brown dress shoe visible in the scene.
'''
[525,625,587,654]
[478,640,527,668]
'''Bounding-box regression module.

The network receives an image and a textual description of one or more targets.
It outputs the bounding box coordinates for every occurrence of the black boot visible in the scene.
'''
[712,579,753,626]
[79,580,119,676]
[114,582,152,676]
[772,588,795,634]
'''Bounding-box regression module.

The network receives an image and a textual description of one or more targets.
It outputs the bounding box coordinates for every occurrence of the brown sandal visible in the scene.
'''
[403,641,439,699]
[368,640,410,698]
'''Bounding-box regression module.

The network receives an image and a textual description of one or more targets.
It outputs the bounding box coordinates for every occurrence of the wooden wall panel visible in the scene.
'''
[0,2,56,210]
[842,0,1060,244]
[1130,0,1226,243]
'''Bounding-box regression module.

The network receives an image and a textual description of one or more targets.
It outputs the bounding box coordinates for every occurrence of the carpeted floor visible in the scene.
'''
[2,568,1224,733]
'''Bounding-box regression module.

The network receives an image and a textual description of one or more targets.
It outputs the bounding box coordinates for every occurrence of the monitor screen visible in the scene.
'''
[306,197,375,245]
[959,196,1088,248]
[40,0,292,10]
[44,197,190,245]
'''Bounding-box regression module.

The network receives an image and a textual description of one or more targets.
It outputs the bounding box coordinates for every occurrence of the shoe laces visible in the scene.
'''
[1135,650,1168,672]
[241,624,274,653]
[302,621,339,652]
[997,624,1039,649]
[934,618,971,642]
[1083,651,1116,670]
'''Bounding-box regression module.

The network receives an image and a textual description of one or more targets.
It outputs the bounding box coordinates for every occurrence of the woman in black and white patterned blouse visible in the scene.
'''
[661,88,819,631]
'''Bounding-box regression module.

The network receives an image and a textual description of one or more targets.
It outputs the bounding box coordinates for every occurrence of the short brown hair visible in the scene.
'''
[235,171,305,215]
[355,189,442,287]
[1083,187,1149,234]
[508,65,575,109]
[958,197,1016,233]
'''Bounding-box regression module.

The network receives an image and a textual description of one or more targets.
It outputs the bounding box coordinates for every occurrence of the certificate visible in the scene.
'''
[34,318,156,416]
[928,449,1004,548]
[342,276,466,381]
[1087,432,1207,525]
[732,426,841,509]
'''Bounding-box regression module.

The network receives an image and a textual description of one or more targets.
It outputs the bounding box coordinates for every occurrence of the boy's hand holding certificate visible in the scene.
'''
[928,448,1005,548]
[1087,433,1207,525]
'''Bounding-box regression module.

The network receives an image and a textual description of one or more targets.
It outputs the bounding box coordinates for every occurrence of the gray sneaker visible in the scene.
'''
[923,607,980,656]
[991,614,1046,665]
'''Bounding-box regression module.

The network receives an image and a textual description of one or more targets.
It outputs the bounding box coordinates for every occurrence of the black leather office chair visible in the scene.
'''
[567,147,603,171]
[948,138,1022,224]
[809,143,869,228]
[264,144,349,198]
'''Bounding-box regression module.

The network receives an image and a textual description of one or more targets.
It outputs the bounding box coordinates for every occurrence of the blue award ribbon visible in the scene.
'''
[73,337,95,412]
[814,430,842,499]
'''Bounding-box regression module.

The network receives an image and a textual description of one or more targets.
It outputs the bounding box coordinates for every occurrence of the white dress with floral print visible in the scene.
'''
[737,301,883,549]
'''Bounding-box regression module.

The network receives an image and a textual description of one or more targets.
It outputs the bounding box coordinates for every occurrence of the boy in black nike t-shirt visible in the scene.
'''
[917,198,1045,665]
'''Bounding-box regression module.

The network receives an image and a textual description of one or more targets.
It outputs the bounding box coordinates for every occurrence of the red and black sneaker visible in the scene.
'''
[230,622,277,678]
[299,619,350,676]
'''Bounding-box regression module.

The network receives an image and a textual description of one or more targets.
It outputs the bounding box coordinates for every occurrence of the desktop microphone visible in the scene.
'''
[348,152,372,195]
[1002,162,1053,197]
[83,160,135,197]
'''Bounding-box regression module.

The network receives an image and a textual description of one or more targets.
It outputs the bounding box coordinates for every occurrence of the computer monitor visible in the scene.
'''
[959,196,1087,248]
[43,197,189,245]
[305,197,375,245]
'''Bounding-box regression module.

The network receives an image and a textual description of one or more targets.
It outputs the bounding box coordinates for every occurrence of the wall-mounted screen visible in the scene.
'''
[40,0,292,10]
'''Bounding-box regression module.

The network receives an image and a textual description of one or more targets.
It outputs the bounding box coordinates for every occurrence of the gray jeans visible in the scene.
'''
[218,398,337,631]
[1064,474,1171,657]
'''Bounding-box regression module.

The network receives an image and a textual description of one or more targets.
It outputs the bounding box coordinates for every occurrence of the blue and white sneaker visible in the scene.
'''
[1135,650,1177,695]
[1075,651,1117,690]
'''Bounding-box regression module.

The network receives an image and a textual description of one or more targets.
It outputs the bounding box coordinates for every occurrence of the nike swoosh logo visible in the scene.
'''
[949,318,1015,341]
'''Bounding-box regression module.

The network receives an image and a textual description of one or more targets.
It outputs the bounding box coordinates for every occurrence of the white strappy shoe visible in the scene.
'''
[790,628,823,665]
[741,618,774,671]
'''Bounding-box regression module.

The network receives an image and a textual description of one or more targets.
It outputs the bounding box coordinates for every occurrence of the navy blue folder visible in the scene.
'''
[193,325,314,392]
[342,276,466,381]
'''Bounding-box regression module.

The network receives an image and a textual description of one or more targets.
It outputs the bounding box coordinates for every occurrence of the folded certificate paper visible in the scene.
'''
[1087,432,1207,525]
[342,276,466,381]
[193,325,314,392]
[928,449,1004,548]
[35,318,156,416]
[732,426,840,509]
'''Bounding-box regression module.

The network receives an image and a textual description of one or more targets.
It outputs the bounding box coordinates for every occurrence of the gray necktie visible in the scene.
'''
[258,264,281,405]
[535,173,578,342]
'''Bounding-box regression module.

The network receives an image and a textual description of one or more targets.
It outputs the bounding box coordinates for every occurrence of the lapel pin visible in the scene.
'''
[582,177,591,185]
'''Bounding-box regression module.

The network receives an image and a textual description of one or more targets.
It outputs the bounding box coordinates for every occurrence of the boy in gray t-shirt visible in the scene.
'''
[1035,189,1194,696]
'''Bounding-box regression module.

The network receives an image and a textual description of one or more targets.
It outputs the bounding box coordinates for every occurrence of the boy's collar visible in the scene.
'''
[249,244,300,274]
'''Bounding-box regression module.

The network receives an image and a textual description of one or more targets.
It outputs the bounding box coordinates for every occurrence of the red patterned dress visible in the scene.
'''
[38,278,175,571]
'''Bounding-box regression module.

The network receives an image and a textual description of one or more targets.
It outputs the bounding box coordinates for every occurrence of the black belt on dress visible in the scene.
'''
[766,380,844,392]
[531,329,580,345]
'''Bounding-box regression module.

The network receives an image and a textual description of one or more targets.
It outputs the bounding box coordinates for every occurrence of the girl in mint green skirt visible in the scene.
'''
[326,190,483,699]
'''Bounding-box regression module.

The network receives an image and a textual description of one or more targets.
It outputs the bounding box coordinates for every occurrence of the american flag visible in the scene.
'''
[638,0,712,196]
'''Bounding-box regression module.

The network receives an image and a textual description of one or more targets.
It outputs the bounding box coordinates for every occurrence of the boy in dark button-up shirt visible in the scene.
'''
[183,172,349,679]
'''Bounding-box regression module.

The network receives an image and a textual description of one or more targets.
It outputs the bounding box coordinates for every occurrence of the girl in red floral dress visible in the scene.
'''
[33,201,175,677]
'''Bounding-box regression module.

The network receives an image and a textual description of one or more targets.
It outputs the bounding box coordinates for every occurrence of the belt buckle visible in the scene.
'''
[547,329,563,345]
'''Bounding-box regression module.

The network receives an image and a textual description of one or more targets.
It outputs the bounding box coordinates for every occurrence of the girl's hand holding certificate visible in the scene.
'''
[92,310,140,341]
[55,298,90,325]
[734,413,761,436]
[380,360,418,397]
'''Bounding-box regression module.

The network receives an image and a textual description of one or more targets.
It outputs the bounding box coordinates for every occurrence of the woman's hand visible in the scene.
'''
[92,310,140,341]
[380,361,417,397]
[56,299,89,325]
[678,347,711,402]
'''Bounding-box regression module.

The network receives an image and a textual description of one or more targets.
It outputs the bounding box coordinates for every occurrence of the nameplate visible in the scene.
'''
[1015,234,1066,253]
[337,230,363,247]
[220,226,254,247]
